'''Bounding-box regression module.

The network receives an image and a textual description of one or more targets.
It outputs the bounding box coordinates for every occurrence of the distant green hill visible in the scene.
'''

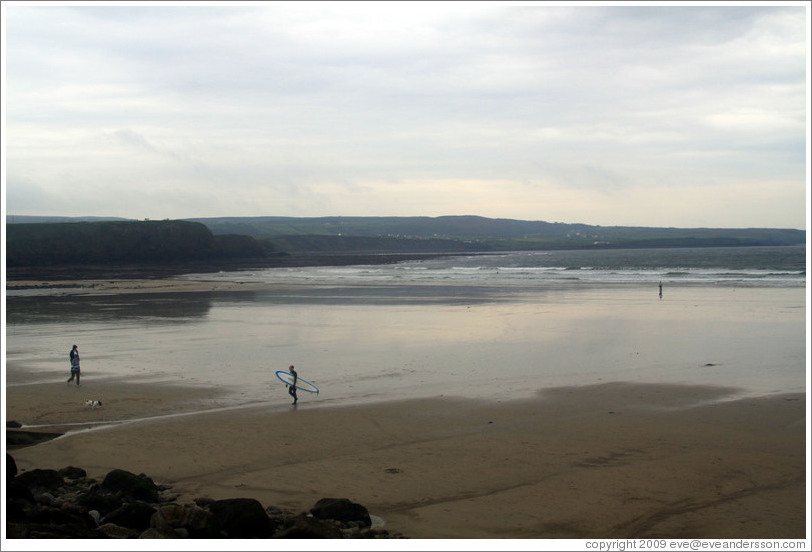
[186,215,805,253]
[7,216,805,261]
[6,220,267,267]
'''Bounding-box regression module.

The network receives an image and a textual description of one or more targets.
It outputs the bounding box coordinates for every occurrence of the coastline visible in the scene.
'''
[5,375,807,540]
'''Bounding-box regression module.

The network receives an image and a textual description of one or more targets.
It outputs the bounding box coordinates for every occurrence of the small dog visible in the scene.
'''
[85,399,103,409]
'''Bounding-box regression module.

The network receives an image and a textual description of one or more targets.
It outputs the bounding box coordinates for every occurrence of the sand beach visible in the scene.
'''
[4,273,809,543]
[5,376,807,541]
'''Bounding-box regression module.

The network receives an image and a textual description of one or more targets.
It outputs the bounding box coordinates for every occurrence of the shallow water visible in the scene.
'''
[5,280,806,409]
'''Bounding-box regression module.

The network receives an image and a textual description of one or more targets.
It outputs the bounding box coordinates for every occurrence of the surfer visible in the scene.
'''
[287,365,298,405]
[659,281,663,299]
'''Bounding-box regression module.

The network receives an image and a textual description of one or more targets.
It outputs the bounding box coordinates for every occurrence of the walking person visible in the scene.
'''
[287,365,298,405]
[67,345,81,385]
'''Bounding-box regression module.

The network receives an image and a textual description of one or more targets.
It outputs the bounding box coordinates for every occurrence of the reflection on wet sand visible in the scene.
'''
[5,292,222,324]
[5,284,513,326]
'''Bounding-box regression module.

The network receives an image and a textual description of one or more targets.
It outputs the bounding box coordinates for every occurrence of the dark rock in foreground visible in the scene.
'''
[6,457,404,539]
[207,498,274,538]
[14,468,64,490]
[311,497,372,527]
[102,469,160,503]
[102,502,157,532]
[59,466,87,480]
[7,453,18,478]
[275,513,345,538]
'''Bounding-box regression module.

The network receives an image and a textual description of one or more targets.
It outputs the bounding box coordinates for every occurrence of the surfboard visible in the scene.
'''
[275,370,320,394]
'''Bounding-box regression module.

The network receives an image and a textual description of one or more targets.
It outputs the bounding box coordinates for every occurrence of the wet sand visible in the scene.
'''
[5,278,273,295]
[5,376,806,540]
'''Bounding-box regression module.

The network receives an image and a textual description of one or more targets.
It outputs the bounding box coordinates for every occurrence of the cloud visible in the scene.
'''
[2,3,807,228]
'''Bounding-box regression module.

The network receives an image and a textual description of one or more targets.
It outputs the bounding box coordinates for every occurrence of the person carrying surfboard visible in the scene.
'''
[287,365,298,405]
[275,367,318,401]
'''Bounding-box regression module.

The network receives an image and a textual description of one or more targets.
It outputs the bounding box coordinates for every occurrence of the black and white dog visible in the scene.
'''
[84,399,103,409]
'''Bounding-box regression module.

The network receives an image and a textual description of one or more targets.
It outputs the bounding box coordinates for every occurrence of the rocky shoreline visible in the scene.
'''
[6,451,405,540]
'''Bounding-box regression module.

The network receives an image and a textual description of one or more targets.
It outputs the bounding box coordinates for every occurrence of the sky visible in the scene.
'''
[1,1,809,229]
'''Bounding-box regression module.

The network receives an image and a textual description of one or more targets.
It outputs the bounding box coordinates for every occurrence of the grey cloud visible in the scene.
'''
[109,129,157,152]
[3,4,807,227]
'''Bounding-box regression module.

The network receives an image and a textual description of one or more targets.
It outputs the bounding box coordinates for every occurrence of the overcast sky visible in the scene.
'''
[2,2,809,228]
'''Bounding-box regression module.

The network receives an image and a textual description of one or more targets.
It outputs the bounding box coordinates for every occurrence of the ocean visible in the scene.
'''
[5,246,807,409]
[178,244,806,289]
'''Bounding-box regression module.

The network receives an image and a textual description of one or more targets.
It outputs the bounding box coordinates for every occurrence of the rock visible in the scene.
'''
[15,468,64,490]
[98,522,140,539]
[6,481,38,521]
[310,498,371,527]
[266,505,296,525]
[7,453,18,479]
[150,503,221,538]
[149,504,181,534]
[31,504,97,533]
[6,479,36,503]
[139,527,178,539]
[360,528,392,539]
[34,491,56,506]
[101,469,160,502]
[59,466,87,480]
[274,513,345,538]
[88,510,102,525]
[152,504,188,531]
[103,501,157,531]
[193,496,215,508]
[6,520,104,539]
[208,497,274,538]
[158,490,181,502]
[4,459,402,540]
[184,504,221,538]
[369,513,385,528]
[78,488,124,516]
[6,420,23,428]
[61,502,90,518]
[5,523,30,539]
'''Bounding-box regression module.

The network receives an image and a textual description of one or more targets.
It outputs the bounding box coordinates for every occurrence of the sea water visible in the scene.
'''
[5,246,807,408]
[177,245,806,289]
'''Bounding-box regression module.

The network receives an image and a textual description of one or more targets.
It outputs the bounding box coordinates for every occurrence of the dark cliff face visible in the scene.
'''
[6,220,266,267]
